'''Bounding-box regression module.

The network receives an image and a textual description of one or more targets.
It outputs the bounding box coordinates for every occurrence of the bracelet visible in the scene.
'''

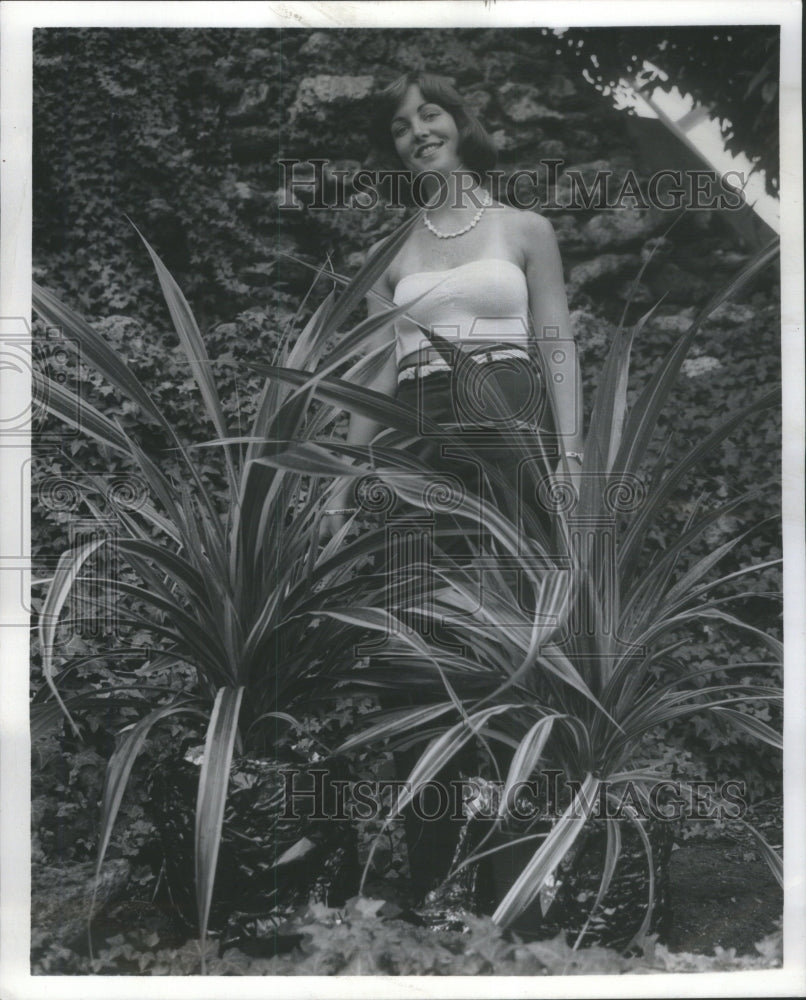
[564,451,584,463]
[323,507,358,516]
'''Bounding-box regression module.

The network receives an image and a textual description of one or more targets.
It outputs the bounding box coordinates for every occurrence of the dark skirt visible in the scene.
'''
[393,348,555,559]
[378,351,553,903]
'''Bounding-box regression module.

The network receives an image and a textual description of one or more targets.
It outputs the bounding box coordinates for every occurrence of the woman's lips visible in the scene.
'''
[415,141,443,159]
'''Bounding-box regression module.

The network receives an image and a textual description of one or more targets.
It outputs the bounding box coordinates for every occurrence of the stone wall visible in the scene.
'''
[33,26,777,345]
[248,28,770,327]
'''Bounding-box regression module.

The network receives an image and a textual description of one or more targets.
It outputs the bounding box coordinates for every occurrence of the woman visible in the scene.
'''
[327,72,583,535]
[325,72,584,903]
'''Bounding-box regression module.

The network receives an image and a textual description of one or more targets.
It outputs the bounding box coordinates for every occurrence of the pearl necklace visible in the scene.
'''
[424,189,492,239]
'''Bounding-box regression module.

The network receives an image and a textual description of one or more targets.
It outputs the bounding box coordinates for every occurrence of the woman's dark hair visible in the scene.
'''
[373,71,498,176]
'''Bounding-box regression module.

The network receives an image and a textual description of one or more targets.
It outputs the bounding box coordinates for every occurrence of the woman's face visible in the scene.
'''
[390,84,463,176]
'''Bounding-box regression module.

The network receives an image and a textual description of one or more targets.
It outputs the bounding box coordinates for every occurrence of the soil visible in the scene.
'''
[32,836,783,967]
[361,835,783,958]
[664,839,782,955]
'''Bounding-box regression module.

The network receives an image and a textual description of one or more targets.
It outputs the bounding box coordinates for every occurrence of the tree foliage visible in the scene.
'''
[558,26,780,194]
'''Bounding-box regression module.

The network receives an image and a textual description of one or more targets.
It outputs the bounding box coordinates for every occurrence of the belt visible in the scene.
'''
[397,346,531,383]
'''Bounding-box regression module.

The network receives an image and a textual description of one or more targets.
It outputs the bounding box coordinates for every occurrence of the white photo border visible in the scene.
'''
[1,2,803,998]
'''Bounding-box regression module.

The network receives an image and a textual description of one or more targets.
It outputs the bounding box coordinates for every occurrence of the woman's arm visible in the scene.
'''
[522,212,584,459]
[342,282,399,450]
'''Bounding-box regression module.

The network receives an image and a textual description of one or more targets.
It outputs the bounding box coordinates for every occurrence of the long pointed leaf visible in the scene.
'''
[738,822,783,887]
[33,282,173,437]
[492,774,599,927]
[614,240,779,479]
[572,818,622,949]
[709,706,783,749]
[499,716,557,818]
[195,686,244,959]
[337,702,457,753]
[38,537,106,734]
[619,388,779,574]
[132,223,238,491]
[92,701,199,916]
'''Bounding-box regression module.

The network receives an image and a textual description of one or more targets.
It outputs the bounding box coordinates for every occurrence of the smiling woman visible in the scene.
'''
[380,71,498,181]
[391,88,463,170]
[321,71,585,903]
[325,72,584,531]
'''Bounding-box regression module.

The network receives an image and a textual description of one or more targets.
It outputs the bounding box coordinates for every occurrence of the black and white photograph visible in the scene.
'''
[1,1,803,995]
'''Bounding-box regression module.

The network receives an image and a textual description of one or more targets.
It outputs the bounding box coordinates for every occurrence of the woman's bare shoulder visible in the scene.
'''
[497,204,555,238]
[499,207,559,265]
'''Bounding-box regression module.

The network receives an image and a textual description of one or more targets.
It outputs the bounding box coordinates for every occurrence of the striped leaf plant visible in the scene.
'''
[262,237,784,944]
[32,216,439,964]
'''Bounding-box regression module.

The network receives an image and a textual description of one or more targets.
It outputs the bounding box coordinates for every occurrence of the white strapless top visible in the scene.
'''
[392,258,530,365]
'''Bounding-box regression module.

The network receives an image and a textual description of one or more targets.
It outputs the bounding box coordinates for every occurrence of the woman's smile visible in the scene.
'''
[391,83,462,174]
[414,139,446,163]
